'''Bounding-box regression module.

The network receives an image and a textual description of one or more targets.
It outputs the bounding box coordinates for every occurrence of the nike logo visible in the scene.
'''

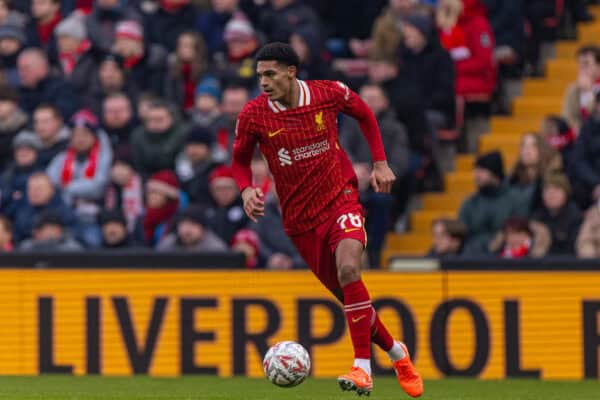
[268,128,285,137]
[352,315,367,323]
[344,228,361,233]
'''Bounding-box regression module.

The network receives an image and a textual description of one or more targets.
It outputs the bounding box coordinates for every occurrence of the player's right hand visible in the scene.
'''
[241,187,265,222]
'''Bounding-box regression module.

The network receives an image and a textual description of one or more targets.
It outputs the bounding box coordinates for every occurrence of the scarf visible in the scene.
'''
[37,12,62,46]
[60,139,100,186]
[76,0,93,14]
[124,55,143,70]
[143,198,179,243]
[501,239,531,259]
[59,39,91,75]
[439,25,470,61]
[160,0,190,13]
[216,127,230,153]
[105,174,144,233]
[546,129,576,151]
[181,62,196,111]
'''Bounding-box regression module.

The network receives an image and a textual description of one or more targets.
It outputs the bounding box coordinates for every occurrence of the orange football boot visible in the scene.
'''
[392,342,423,397]
[337,366,373,396]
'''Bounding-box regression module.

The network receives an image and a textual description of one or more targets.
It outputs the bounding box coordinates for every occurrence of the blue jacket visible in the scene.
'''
[19,76,80,119]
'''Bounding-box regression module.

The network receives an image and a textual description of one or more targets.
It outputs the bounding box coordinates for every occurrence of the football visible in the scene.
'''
[263,341,311,388]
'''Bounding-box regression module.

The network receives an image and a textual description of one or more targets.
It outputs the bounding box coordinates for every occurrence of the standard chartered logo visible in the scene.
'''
[278,148,292,166]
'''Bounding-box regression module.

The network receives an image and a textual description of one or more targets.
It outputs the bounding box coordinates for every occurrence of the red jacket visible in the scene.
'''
[442,0,497,98]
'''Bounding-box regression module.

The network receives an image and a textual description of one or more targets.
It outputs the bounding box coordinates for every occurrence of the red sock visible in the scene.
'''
[343,280,373,359]
[370,312,394,352]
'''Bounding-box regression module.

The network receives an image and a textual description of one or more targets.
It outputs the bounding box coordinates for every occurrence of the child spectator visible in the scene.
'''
[489,216,550,259]
[142,170,182,246]
[429,218,466,257]
[191,77,224,128]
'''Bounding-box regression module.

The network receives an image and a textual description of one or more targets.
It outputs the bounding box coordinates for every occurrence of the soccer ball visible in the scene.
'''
[263,341,311,388]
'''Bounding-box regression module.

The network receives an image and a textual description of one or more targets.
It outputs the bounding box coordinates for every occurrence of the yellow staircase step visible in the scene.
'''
[411,210,457,233]
[545,59,577,79]
[445,172,475,193]
[512,97,562,117]
[455,155,475,171]
[522,79,570,97]
[385,232,432,250]
[480,134,522,149]
[578,25,600,42]
[490,116,542,133]
[555,42,580,59]
[422,193,469,211]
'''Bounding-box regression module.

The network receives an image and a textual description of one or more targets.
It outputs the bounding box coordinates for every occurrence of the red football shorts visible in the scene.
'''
[290,189,366,301]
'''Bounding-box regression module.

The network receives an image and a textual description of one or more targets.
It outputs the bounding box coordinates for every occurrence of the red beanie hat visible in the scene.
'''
[232,228,260,268]
[209,165,235,184]
[115,20,143,42]
[146,170,179,199]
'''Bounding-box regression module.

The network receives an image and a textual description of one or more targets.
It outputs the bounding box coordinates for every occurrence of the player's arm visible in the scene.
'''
[231,109,265,222]
[335,81,396,193]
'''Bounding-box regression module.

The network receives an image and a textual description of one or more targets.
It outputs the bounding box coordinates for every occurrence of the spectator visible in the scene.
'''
[136,92,158,124]
[258,0,321,44]
[157,206,227,252]
[481,0,524,72]
[98,209,142,250]
[197,0,240,56]
[145,0,197,52]
[214,85,248,162]
[0,0,26,26]
[25,0,61,58]
[191,77,224,129]
[204,165,248,244]
[540,115,576,175]
[101,92,136,148]
[0,16,26,86]
[488,216,550,259]
[87,54,134,115]
[508,133,562,211]
[0,131,43,210]
[17,48,79,118]
[0,214,13,252]
[428,218,466,257]
[18,210,83,252]
[562,45,600,133]
[290,26,332,81]
[400,14,456,130]
[438,0,496,111]
[370,0,426,61]
[572,97,600,210]
[254,191,306,269]
[231,228,259,268]
[532,174,582,255]
[0,85,27,170]
[85,0,141,54]
[46,110,112,247]
[130,99,188,180]
[33,103,70,168]
[175,126,219,206]
[112,20,167,96]
[459,151,528,253]
[576,202,600,258]
[54,15,97,97]
[10,172,77,242]
[340,83,411,266]
[104,145,143,234]
[214,13,259,90]
[143,169,183,246]
[165,31,208,113]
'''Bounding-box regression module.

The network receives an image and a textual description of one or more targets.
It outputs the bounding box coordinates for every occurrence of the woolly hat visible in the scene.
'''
[475,151,504,181]
[186,126,214,146]
[195,77,221,100]
[98,209,127,226]
[176,206,206,226]
[13,130,42,150]
[209,165,235,185]
[0,21,25,43]
[147,170,180,199]
[33,211,65,229]
[403,14,433,38]
[543,173,571,196]
[55,16,86,41]
[69,109,99,136]
[224,13,254,43]
[231,228,259,254]
[115,20,144,42]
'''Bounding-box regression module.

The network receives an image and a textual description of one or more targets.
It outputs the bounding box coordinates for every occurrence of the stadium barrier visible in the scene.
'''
[0,254,597,380]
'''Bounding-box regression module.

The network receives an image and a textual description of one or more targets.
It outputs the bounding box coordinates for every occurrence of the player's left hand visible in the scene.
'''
[370,161,396,193]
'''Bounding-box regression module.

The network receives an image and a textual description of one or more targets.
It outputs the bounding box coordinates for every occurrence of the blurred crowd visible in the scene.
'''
[0,0,595,267]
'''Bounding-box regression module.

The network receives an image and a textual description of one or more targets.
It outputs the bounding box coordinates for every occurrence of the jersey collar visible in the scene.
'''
[267,79,311,113]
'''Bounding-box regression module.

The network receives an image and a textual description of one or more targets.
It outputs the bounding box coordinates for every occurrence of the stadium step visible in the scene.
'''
[490,116,541,133]
[421,193,470,211]
[512,97,563,117]
[410,210,457,233]
[522,79,570,97]
[445,172,475,193]
[545,59,577,79]
[555,42,579,59]
[455,155,475,171]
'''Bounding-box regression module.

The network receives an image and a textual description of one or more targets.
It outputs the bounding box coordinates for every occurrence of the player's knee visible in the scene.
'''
[338,263,361,286]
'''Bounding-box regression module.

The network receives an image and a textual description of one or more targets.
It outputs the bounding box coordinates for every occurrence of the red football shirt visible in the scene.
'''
[232,79,386,235]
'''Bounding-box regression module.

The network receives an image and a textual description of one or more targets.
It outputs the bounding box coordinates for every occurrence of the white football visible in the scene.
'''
[263,341,311,388]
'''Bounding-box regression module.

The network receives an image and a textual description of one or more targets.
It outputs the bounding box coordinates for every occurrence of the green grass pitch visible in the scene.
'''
[0,376,597,399]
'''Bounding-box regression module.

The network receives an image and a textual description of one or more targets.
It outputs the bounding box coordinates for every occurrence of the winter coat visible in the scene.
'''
[156,230,227,252]
[0,162,43,212]
[37,126,70,168]
[19,76,79,119]
[175,152,218,207]
[204,198,249,244]
[25,17,59,64]
[258,1,322,43]
[0,108,27,171]
[576,205,600,258]
[46,130,113,206]
[488,220,551,258]
[531,202,582,255]
[144,4,197,52]
[481,0,525,55]
[196,10,233,56]
[339,109,410,178]
[454,0,497,98]
[572,115,600,191]
[18,234,83,252]
[125,45,168,97]
[85,5,142,53]
[10,191,78,242]
[459,182,529,253]
[59,50,100,99]
[130,120,188,180]
[562,82,593,132]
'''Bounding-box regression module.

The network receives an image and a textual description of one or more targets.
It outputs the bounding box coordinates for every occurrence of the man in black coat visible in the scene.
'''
[258,0,322,43]
[571,98,600,210]
[144,0,197,52]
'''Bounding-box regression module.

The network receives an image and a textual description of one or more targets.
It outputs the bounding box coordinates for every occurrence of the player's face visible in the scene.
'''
[256,61,295,101]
